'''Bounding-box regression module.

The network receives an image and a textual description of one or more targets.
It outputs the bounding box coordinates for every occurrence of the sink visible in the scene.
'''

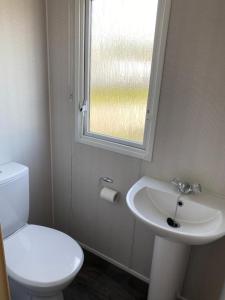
[126,176,225,300]
[127,176,225,245]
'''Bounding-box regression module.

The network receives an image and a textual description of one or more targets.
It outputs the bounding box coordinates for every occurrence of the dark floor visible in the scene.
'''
[64,250,148,300]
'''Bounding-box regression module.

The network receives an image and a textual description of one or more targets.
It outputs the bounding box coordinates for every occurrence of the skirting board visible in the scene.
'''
[79,241,150,284]
[177,294,189,300]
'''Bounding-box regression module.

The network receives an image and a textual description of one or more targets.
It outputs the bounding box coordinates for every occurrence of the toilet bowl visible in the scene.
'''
[4,225,83,300]
[0,162,84,299]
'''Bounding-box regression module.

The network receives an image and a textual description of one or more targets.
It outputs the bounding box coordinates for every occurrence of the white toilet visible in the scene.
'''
[0,162,84,300]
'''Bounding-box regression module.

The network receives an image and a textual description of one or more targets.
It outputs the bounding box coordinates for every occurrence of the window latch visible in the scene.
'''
[79,100,87,113]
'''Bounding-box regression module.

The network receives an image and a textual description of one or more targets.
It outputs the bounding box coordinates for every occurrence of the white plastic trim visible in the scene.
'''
[79,241,149,283]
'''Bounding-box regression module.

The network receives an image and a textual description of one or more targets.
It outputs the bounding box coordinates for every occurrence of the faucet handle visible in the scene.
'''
[191,183,202,193]
[171,178,180,186]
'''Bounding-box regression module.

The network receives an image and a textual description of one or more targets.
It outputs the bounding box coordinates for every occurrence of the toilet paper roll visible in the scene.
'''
[100,187,119,203]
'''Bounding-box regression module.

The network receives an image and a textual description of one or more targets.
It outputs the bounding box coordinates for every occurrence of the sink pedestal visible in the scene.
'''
[148,236,190,300]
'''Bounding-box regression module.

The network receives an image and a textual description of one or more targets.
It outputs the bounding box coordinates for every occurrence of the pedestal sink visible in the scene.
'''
[126,177,225,300]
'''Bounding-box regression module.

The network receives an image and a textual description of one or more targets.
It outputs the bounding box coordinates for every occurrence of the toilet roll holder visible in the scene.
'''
[99,177,114,184]
[99,177,119,203]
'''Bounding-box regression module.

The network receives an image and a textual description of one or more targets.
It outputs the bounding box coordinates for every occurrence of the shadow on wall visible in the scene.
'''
[183,237,225,300]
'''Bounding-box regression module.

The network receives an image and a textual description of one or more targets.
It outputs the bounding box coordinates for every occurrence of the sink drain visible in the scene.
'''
[167,217,180,228]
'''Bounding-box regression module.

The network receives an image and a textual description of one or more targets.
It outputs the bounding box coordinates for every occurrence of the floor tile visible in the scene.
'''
[64,250,148,300]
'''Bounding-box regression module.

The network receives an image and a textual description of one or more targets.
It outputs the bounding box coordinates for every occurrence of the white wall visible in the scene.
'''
[146,1,225,299]
[0,0,52,226]
[47,0,225,298]
[142,0,225,195]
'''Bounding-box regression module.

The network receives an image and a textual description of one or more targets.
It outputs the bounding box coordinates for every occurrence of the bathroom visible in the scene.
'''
[0,0,225,299]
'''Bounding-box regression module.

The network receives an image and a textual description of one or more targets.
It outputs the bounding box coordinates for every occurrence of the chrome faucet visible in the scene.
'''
[171,178,202,194]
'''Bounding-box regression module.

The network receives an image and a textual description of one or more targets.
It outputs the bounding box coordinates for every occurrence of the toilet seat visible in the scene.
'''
[4,224,84,290]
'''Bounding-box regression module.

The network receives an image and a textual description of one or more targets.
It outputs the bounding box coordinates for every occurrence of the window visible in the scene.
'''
[75,0,171,160]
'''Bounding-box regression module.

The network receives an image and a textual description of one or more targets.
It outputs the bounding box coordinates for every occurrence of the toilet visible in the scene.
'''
[0,162,84,300]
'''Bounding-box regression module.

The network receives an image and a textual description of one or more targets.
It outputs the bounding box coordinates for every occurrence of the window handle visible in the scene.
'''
[79,100,87,113]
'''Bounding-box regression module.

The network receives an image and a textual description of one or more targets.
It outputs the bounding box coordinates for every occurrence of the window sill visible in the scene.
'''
[75,134,152,161]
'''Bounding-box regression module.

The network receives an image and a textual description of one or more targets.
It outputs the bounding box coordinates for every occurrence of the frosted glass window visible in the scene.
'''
[86,0,158,144]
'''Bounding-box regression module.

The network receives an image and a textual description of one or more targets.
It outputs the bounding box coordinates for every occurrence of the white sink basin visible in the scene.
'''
[127,177,225,245]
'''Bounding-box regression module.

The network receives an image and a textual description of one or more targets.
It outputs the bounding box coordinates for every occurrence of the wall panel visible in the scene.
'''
[0,0,52,226]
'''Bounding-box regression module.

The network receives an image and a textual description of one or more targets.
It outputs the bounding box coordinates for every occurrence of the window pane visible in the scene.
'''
[88,0,158,144]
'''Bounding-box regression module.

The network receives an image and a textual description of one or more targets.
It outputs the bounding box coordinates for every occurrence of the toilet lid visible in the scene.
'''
[3,225,84,288]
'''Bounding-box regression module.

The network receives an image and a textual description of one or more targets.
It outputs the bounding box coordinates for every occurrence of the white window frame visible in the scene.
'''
[74,0,171,161]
